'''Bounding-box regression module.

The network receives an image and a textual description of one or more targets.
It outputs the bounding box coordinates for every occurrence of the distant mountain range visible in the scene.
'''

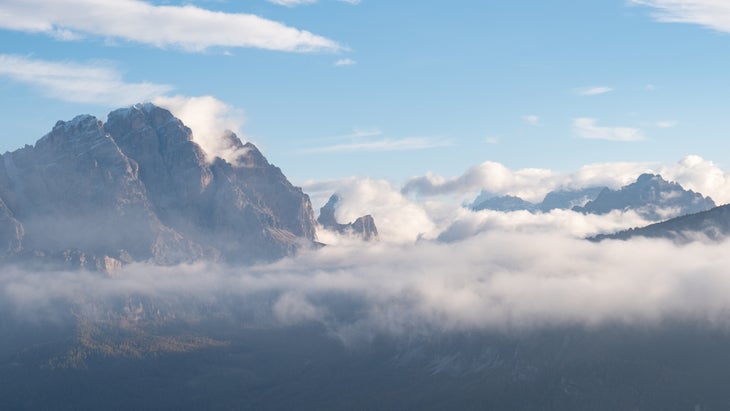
[471,174,715,222]
[573,173,715,220]
[0,104,318,270]
[472,187,607,213]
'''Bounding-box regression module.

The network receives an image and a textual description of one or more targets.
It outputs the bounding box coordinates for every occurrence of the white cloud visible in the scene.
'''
[8,231,730,336]
[659,155,730,205]
[304,177,437,243]
[305,128,451,153]
[334,58,357,67]
[631,0,730,34]
[400,155,730,208]
[153,95,247,164]
[346,128,382,139]
[401,159,657,202]
[402,161,559,202]
[437,208,652,243]
[575,86,613,96]
[0,0,342,52]
[523,115,540,126]
[269,0,361,5]
[485,137,500,145]
[306,137,451,153]
[655,120,678,128]
[268,0,317,6]
[573,118,646,141]
[0,54,172,105]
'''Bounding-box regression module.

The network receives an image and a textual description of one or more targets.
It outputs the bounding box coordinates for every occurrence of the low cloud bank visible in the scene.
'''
[4,231,730,341]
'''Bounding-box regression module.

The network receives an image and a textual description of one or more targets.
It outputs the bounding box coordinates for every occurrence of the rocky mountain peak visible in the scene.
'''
[0,103,319,269]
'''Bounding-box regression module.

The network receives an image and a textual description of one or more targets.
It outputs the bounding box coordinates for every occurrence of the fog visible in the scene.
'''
[4,228,730,343]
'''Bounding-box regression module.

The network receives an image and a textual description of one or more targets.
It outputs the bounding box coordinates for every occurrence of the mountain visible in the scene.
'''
[573,173,715,220]
[0,103,317,268]
[592,204,730,243]
[318,194,378,241]
[471,194,536,212]
[470,187,605,213]
[537,187,606,212]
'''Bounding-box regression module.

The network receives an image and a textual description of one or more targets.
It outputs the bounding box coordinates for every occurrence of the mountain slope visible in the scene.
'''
[592,204,730,242]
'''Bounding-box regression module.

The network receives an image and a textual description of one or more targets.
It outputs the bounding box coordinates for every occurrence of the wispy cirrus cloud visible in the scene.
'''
[304,128,451,153]
[0,0,342,52]
[575,86,613,96]
[269,0,361,5]
[334,58,357,67]
[631,0,730,33]
[573,118,646,142]
[523,115,540,126]
[655,120,678,128]
[268,0,317,6]
[0,54,172,105]
[306,137,451,153]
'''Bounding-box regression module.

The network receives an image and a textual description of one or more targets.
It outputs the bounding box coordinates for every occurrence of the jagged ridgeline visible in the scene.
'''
[0,103,318,269]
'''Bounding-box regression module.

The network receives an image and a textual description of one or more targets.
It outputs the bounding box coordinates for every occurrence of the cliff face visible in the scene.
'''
[0,103,317,268]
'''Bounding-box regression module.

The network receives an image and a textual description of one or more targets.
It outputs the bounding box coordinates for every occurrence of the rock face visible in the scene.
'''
[573,174,715,220]
[0,103,317,268]
[317,194,378,241]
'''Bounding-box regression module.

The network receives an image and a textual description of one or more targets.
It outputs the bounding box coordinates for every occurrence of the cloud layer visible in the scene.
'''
[0,0,342,52]
[5,231,730,340]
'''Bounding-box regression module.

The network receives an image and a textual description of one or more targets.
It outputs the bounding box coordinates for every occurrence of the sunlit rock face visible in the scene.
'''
[0,103,317,269]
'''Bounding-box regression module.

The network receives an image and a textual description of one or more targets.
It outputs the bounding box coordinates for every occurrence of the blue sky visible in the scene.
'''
[1,0,729,186]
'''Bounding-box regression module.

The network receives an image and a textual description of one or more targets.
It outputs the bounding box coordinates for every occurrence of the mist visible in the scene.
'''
[4,229,730,342]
